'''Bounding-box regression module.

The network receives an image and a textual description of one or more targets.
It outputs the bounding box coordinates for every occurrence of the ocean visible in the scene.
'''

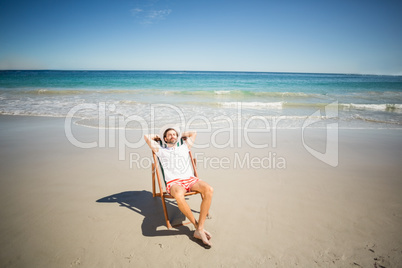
[1,70,401,130]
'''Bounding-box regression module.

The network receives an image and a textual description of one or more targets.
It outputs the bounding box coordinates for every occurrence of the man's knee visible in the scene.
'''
[207,185,213,194]
[203,184,213,197]
[209,186,214,195]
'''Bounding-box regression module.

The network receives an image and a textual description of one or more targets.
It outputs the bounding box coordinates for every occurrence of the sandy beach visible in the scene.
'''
[0,115,401,267]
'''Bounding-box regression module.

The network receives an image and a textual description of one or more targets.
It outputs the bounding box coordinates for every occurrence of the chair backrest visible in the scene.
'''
[152,138,198,194]
[153,138,198,184]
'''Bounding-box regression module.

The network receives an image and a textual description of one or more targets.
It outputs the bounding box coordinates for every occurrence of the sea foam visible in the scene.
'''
[218,101,284,109]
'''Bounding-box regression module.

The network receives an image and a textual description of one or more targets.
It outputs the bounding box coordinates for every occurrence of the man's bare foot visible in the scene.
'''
[194,221,212,240]
[204,229,212,240]
[194,229,212,247]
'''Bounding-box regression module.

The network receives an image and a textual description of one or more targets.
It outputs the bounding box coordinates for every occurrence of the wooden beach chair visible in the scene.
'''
[151,138,200,229]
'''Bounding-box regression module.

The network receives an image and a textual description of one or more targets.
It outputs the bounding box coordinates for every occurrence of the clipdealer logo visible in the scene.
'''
[63,102,339,168]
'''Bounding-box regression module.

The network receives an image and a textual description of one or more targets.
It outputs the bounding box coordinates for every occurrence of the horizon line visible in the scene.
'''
[1,69,401,77]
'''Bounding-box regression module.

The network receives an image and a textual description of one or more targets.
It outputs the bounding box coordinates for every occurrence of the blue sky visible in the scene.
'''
[1,0,401,74]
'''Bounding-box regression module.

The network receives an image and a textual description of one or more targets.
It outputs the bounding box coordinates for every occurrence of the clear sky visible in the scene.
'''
[1,0,401,75]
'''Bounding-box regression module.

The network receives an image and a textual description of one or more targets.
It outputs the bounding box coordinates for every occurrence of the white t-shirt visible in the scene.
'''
[155,143,194,183]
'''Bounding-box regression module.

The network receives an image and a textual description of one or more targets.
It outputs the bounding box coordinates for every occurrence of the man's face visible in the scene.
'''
[164,129,177,144]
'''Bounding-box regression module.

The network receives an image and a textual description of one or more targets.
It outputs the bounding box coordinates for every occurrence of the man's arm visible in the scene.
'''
[144,134,161,153]
[181,131,196,149]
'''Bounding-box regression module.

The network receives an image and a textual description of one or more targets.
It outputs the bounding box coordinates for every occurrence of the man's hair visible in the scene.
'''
[163,128,178,139]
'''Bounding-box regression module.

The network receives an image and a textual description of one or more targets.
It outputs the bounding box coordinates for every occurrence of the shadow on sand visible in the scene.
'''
[96,190,205,246]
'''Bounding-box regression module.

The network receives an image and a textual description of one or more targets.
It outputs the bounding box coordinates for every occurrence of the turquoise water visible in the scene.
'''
[1,70,402,129]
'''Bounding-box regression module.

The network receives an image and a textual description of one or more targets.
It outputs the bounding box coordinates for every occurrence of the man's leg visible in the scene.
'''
[190,180,213,246]
[169,184,197,227]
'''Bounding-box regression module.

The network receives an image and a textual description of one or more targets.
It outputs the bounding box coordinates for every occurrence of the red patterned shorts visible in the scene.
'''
[166,176,200,194]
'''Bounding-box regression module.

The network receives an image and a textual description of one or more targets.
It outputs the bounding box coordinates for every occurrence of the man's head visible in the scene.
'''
[163,128,178,144]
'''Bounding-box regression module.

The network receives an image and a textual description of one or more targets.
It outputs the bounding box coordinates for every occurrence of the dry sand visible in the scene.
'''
[0,115,401,267]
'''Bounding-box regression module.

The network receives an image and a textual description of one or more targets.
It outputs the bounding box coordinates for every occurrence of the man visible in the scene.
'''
[144,127,213,247]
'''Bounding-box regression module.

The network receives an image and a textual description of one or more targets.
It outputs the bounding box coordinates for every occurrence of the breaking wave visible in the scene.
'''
[341,103,402,112]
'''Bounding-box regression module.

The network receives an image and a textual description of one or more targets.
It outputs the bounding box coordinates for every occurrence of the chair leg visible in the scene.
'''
[160,194,173,229]
[152,163,156,197]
